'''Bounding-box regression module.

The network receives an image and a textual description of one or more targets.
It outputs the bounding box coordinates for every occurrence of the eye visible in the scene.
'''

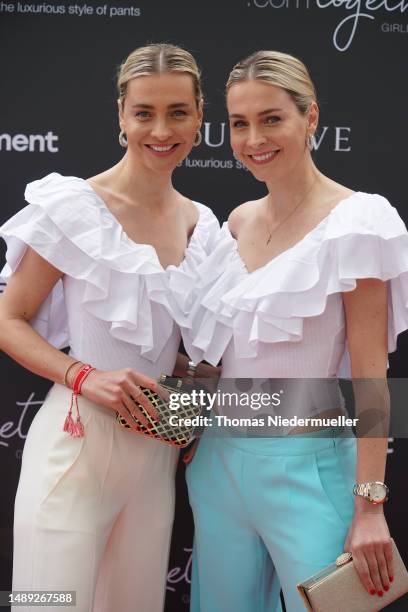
[172,109,187,117]
[231,120,247,129]
[265,115,281,124]
[135,110,151,119]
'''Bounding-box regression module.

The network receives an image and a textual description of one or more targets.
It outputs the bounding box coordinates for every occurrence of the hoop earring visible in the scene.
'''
[119,130,128,148]
[306,133,314,151]
[193,131,202,147]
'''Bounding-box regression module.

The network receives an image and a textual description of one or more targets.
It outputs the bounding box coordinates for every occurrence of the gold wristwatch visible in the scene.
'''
[352,481,389,504]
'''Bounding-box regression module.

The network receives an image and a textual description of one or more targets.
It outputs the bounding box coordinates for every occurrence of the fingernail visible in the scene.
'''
[384,585,389,591]
[377,591,383,597]
[370,590,376,595]
[390,576,394,582]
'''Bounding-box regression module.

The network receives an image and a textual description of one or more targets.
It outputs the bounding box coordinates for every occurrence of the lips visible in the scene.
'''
[145,143,180,156]
[248,149,280,165]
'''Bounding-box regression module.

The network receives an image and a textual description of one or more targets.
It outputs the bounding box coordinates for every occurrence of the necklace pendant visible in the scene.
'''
[266,234,272,246]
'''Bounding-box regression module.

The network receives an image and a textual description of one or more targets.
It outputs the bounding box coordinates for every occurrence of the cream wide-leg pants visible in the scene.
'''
[12,383,178,612]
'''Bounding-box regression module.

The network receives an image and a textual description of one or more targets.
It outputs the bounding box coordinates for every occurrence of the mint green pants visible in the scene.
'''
[186,429,356,612]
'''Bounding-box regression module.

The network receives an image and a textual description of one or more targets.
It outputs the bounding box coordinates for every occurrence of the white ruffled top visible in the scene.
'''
[186,192,408,378]
[0,173,220,377]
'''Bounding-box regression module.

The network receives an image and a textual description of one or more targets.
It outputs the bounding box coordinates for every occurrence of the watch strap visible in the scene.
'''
[353,482,370,498]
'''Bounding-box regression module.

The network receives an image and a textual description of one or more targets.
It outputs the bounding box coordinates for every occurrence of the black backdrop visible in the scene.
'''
[1,1,407,610]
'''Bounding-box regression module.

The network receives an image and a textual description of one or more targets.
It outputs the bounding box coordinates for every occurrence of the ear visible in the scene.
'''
[196,97,204,129]
[307,101,319,134]
[118,98,125,131]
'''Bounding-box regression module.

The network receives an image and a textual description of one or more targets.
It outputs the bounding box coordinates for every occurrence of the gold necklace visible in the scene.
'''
[265,176,318,246]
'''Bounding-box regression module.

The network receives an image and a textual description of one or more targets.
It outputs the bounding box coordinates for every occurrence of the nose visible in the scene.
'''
[150,118,173,141]
[247,126,267,149]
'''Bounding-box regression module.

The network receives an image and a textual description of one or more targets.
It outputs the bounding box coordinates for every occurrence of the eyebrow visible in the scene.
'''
[229,108,283,118]
[131,102,191,109]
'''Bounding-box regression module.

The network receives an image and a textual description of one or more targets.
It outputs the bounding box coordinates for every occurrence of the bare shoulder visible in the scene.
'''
[85,169,113,194]
[86,168,131,210]
[320,178,355,210]
[181,196,200,233]
[228,199,263,238]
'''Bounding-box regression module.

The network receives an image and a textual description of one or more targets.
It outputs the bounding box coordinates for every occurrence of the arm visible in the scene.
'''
[0,247,159,426]
[342,278,393,597]
[173,355,220,465]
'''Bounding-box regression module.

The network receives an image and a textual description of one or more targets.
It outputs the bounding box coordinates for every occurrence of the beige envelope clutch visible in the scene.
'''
[297,539,408,611]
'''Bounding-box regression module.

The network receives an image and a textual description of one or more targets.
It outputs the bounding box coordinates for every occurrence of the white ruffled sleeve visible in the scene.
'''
[183,223,246,364]
[186,193,408,366]
[167,203,220,319]
[168,203,221,355]
[0,176,77,348]
[326,194,408,352]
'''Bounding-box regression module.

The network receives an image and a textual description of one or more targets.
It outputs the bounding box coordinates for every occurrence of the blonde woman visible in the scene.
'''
[0,44,219,612]
[185,51,408,611]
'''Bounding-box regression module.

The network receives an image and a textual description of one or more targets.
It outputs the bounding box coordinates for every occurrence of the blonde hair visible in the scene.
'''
[226,50,316,115]
[117,43,203,108]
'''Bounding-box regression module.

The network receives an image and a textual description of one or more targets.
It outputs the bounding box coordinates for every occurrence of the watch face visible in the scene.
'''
[370,483,387,502]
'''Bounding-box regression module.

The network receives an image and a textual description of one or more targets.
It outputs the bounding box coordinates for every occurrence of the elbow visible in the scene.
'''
[0,305,27,349]
[0,312,11,349]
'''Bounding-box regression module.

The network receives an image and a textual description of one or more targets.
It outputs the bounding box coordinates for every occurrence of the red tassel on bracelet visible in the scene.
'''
[63,364,95,438]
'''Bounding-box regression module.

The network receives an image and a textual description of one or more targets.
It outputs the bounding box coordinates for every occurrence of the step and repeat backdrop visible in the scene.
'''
[1,0,407,610]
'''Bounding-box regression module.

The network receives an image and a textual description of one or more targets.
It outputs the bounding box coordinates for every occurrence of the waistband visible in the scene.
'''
[206,426,355,456]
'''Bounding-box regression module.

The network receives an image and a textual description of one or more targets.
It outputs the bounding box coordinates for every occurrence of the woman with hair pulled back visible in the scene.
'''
[0,43,219,611]
[185,50,408,611]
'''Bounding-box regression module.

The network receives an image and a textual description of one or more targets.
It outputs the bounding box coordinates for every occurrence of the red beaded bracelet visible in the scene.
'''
[63,364,95,438]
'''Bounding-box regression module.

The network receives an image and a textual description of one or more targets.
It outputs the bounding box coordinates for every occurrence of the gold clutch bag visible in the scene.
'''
[116,374,202,447]
[297,539,408,611]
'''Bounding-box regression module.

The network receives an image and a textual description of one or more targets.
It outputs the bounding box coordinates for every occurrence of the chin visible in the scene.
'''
[145,153,183,170]
[247,165,275,183]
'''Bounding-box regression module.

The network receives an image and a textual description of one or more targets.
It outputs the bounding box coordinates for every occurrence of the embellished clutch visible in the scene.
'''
[116,374,203,447]
[297,539,408,611]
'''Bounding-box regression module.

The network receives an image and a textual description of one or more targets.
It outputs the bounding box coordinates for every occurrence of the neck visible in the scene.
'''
[111,151,177,212]
[265,158,321,221]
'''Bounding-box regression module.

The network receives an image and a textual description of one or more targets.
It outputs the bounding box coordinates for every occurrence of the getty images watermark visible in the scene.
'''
[167,388,358,431]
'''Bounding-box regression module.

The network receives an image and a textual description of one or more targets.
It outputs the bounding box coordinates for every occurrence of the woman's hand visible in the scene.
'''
[182,439,200,465]
[195,362,221,379]
[172,353,221,380]
[344,507,393,598]
[77,367,163,430]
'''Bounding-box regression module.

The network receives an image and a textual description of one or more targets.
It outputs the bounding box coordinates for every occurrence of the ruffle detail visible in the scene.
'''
[0,173,219,361]
[187,192,408,366]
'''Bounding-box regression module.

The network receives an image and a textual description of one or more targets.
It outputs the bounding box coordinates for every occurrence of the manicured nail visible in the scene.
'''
[377,591,383,597]
[384,585,389,591]
[390,576,394,582]
[370,590,376,595]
